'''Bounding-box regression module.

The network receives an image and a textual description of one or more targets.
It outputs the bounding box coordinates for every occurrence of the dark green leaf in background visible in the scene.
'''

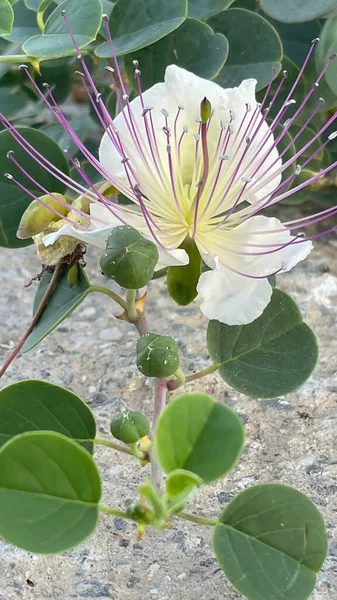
[41,115,92,156]
[213,483,327,600]
[155,392,244,482]
[95,0,187,57]
[0,431,101,553]
[22,0,102,58]
[0,126,69,248]
[23,263,91,352]
[0,86,32,119]
[207,289,318,398]
[188,0,234,20]
[0,380,96,453]
[0,0,14,37]
[125,19,228,91]
[210,8,282,91]
[260,0,337,23]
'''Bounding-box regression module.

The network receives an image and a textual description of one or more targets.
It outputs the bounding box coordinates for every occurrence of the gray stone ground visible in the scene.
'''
[1,232,337,600]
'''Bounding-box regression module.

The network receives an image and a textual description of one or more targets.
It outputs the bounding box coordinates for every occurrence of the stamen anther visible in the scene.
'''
[295,165,302,175]
[328,131,337,140]
[219,154,230,161]
[4,173,13,179]
[6,150,14,158]
[104,66,115,73]
[311,37,320,43]
[102,13,109,21]
[161,108,169,117]
[18,64,28,70]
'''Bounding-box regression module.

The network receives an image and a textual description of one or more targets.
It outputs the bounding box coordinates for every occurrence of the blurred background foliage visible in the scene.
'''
[1,0,337,249]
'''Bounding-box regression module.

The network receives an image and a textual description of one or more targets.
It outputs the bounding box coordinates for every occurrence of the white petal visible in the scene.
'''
[197,263,272,325]
[156,248,189,269]
[197,215,312,277]
[43,223,113,249]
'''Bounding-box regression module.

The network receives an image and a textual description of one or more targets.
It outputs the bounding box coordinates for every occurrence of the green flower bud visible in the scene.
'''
[137,333,179,378]
[100,226,159,288]
[110,410,150,444]
[126,503,149,524]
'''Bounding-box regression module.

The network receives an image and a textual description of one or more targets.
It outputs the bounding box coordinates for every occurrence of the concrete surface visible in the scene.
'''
[1,230,337,600]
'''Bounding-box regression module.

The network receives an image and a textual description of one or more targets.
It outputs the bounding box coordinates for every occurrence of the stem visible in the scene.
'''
[176,512,218,526]
[184,363,219,383]
[99,504,131,520]
[134,312,150,336]
[93,437,133,455]
[89,285,127,311]
[0,50,90,64]
[0,264,62,379]
[126,289,138,321]
[150,378,167,491]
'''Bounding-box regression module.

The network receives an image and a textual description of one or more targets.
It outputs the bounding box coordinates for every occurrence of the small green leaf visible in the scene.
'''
[213,483,327,600]
[23,264,91,352]
[0,380,96,453]
[167,240,201,306]
[155,392,244,482]
[22,0,102,58]
[188,0,234,20]
[260,0,337,23]
[0,127,69,248]
[210,8,282,91]
[95,0,187,57]
[207,288,318,398]
[166,469,202,498]
[125,19,228,92]
[0,431,101,553]
[0,0,14,36]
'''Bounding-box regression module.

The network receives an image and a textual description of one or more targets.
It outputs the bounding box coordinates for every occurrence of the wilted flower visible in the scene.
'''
[2,14,337,325]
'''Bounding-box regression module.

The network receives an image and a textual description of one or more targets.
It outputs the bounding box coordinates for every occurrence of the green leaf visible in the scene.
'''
[125,19,228,91]
[41,115,92,156]
[0,85,32,119]
[207,288,318,398]
[0,126,69,248]
[188,0,234,20]
[0,431,101,553]
[95,0,187,58]
[155,392,244,482]
[23,263,91,352]
[0,380,96,453]
[166,469,202,498]
[260,0,337,23]
[210,8,282,91]
[4,1,40,42]
[0,0,14,36]
[213,483,327,600]
[22,0,102,58]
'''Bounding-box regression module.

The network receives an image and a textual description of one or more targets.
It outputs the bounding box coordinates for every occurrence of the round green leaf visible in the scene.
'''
[0,126,69,248]
[0,431,101,553]
[188,0,234,20]
[125,19,228,92]
[207,288,318,398]
[4,1,40,42]
[210,8,282,91]
[95,0,187,58]
[0,380,96,453]
[213,483,327,600]
[155,392,244,482]
[0,0,14,37]
[23,264,91,352]
[260,0,337,23]
[22,0,102,58]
